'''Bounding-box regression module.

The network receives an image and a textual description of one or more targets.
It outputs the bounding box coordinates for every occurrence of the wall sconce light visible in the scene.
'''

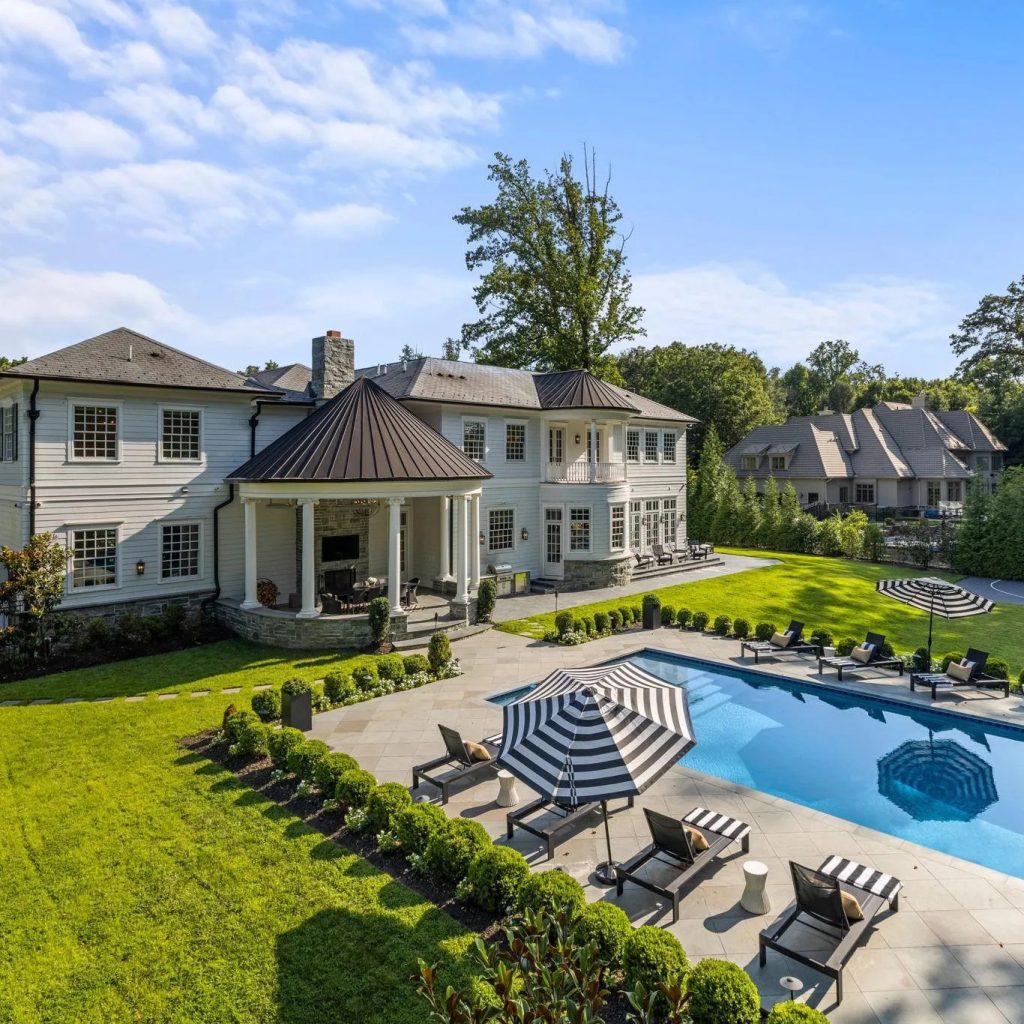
[574,434,581,444]
[136,560,146,575]
[479,531,485,544]
[521,527,529,541]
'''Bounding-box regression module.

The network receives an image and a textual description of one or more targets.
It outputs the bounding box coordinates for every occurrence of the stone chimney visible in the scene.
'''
[911,392,929,410]
[311,330,355,401]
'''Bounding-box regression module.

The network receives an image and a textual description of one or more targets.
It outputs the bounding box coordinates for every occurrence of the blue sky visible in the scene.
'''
[1,1,1021,377]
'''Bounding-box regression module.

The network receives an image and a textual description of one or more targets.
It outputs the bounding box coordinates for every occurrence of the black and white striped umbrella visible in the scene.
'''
[498,661,695,883]
[875,577,995,663]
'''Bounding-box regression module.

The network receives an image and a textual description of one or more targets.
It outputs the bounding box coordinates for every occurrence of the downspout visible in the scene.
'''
[27,379,40,539]
[249,400,270,458]
[200,483,235,620]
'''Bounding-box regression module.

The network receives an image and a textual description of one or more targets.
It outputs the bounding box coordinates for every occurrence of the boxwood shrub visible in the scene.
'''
[286,739,331,782]
[581,615,595,637]
[837,636,858,656]
[425,818,491,882]
[675,608,691,629]
[577,901,632,969]
[732,617,751,639]
[554,611,574,636]
[250,689,281,721]
[755,622,776,642]
[712,614,732,636]
[403,653,431,676]
[809,629,834,649]
[766,1003,829,1024]
[988,658,1010,680]
[223,709,260,746]
[336,767,377,809]
[229,716,268,758]
[517,870,586,920]
[630,605,642,624]
[428,632,452,674]
[312,751,359,795]
[618,606,633,629]
[594,611,610,634]
[365,782,413,833]
[466,845,531,912]
[686,958,759,1024]
[691,611,710,632]
[394,803,448,856]
[476,578,497,621]
[377,654,405,682]
[608,609,621,630]
[281,678,311,698]
[660,604,676,626]
[352,665,378,691]
[623,925,689,994]
[323,672,355,704]
[267,727,305,771]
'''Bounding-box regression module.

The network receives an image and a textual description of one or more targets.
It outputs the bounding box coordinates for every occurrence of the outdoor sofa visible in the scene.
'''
[759,856,902,1004]
[910,648,1009,700]
[818,632,904,682]
[740,621,821,664]
[506,795,634,860]
[411,725,501,804]
[615,806,750,923]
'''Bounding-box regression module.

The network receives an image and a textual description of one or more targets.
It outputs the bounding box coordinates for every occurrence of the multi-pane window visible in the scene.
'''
[927,481,942,506]
[569,507,590,551]
[663,498,677,541]
[645,499,660,546]
[71,527,117,589]
[505,422,526,461]
[463,420,486,461]
[586,430,602,461]
[742,455,757,471]
[947,481,962,502]
[611,504,625,550]
[626,429,640,463]
[0,404,17,462]
[488,509,514,551]
[161,409,201,461]
[629,500,642,549]
[73,404,118,460]
[855,483,875,504]
[644,431,659,462]
[662,431,676,463]
[161,522,201,579]
[548,428,564,464]
[770,455,786,471]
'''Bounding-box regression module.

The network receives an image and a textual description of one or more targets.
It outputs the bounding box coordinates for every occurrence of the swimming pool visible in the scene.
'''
[489,650,1024,879]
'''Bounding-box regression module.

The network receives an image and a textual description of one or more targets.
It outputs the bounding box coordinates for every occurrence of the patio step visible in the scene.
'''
[529,557,724,594]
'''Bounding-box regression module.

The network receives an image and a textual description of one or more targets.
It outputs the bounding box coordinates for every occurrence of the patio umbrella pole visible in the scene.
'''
[927,589,935,667]
[595,800,617,886]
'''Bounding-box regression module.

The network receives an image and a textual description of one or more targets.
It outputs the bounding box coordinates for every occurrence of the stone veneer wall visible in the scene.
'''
[296,501,371,597]
[64,590,213,623]
[216,601,407,650]
[561,556,633,592]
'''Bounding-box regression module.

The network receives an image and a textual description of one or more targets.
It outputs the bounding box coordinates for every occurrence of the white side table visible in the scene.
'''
[741,860,770,914]
[822,646,837,659]
[496,769,520,807]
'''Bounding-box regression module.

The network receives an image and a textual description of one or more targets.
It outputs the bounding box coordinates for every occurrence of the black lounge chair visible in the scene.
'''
[651,543,675,566]
[633,550,655,570]
[507,795,634,860]
[818,632,904,682]
[688,542,713,560]
[615,806,750,923]
[910,648,1009,700]
[740,621,821,664]
[759,857,901,1004]
[412,725,501,804]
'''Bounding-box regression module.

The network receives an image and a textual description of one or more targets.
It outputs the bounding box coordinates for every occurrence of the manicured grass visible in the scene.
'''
[0,639,381,701]
[0,679,472,1022]
[497,548,1024,672]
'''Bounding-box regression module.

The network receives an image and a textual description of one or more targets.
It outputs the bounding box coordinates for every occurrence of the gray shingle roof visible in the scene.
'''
[248,363,314,402]
[229,375,492,483]
[2,327,275,394]
[934,410,1007,453]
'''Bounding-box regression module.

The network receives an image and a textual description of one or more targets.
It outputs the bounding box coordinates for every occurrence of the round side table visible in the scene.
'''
[496,769,520,807]
[740,860,770,915]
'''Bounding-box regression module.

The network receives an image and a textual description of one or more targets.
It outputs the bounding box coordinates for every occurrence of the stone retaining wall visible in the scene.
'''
[216,601,407,650]
[560,556,633,592]
[63,590,213,624]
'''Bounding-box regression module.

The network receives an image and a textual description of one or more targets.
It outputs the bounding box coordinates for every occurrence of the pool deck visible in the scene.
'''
[311,625,1024,1023]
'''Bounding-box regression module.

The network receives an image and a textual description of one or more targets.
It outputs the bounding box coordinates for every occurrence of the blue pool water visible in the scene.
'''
[489,651,1024,878]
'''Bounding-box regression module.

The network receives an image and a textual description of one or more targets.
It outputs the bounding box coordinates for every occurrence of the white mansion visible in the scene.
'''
[0,328,693,645]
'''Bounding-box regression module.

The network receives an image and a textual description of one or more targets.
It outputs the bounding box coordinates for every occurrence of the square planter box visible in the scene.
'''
[282,690,313,732]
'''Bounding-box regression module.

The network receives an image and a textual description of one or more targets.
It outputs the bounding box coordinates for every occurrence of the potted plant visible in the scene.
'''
[642,593,661,630]
[281,678,313,731]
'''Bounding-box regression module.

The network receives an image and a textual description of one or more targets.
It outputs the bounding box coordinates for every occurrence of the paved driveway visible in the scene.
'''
[311,627,1024,1023]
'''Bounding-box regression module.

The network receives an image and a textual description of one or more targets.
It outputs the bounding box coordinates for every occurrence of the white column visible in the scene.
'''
[241,498,260,609]
[388,497,403,614]
[454,495,469,602]
[296,498,319,619]
[590,417,598,483]
[438,495,451,580]
[470,493,481,589]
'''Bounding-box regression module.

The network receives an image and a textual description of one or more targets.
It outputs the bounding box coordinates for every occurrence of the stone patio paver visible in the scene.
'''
[310,624,1024,1022]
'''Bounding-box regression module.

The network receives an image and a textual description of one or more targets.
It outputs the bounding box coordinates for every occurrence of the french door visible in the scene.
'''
[544,506,564,579]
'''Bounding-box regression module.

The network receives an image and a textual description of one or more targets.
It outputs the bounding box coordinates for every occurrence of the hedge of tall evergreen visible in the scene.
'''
[953,467,1024,580]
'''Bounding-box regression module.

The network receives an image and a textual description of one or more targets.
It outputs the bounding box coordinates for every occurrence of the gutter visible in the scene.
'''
[200,483,235,620]
[27,379,39,538]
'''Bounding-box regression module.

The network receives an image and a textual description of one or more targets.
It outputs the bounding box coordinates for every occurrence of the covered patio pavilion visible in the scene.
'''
[225,376,491,639]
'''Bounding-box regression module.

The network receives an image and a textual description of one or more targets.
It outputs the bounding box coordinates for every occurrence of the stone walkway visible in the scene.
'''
[490,553,779,621]
[311,626,1024,1023]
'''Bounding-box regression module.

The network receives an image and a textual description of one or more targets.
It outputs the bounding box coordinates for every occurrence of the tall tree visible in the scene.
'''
[951,274,1024,379]
[689,426,726,542]
[451,149,645,376]
[399,344,422,362]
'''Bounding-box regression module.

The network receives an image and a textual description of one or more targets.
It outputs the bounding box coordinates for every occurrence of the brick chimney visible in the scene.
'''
[311,330,355,401]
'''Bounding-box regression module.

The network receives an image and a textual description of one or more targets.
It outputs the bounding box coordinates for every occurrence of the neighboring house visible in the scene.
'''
[0,327,693,646]
[724,396,1006,512]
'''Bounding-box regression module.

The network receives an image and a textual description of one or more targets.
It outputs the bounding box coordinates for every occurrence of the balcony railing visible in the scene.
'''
[545,461,627,484]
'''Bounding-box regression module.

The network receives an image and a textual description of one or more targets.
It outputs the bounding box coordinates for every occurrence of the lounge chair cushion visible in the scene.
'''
[685,826,709,852]
[841,891,865,922]
[465,741,493,762]
[851,644,874,665]
[771,631,792,648]
[948,660,973,683]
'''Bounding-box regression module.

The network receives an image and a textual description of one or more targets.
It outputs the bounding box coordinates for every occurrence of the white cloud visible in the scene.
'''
[632,263,956,372]
[19,109,139,160]
[150,5,217,55]
[293,202,394,237]
[106,83,213,148]
[0,0,98,69]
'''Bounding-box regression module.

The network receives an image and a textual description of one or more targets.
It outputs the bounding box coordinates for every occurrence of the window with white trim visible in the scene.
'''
[71,527,117,589]
[855,482,875,503]
[569,507,590,551]
[0,404,17,462]
[644,430,659,462]
[488,508,514,551]
[662,431,676,463]
[505,422,525,461]
[463,419,486,461]
[626,429,640,463]
[663,498,677,541]
[161,408,201,461]
[73,404,118,460]
[927,481,942,506]
[611,504,625,550]
[645,499,660,546]
[947,481,962,502]
[629,500,642,548]
[161,522,201,579]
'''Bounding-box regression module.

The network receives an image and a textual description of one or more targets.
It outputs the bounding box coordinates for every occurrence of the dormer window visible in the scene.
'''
[742,455,758,471]
[770,454,786,471]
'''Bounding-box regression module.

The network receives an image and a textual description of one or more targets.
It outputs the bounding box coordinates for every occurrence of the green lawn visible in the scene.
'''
[0,651,472,1024]
[497,548,1024,673]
